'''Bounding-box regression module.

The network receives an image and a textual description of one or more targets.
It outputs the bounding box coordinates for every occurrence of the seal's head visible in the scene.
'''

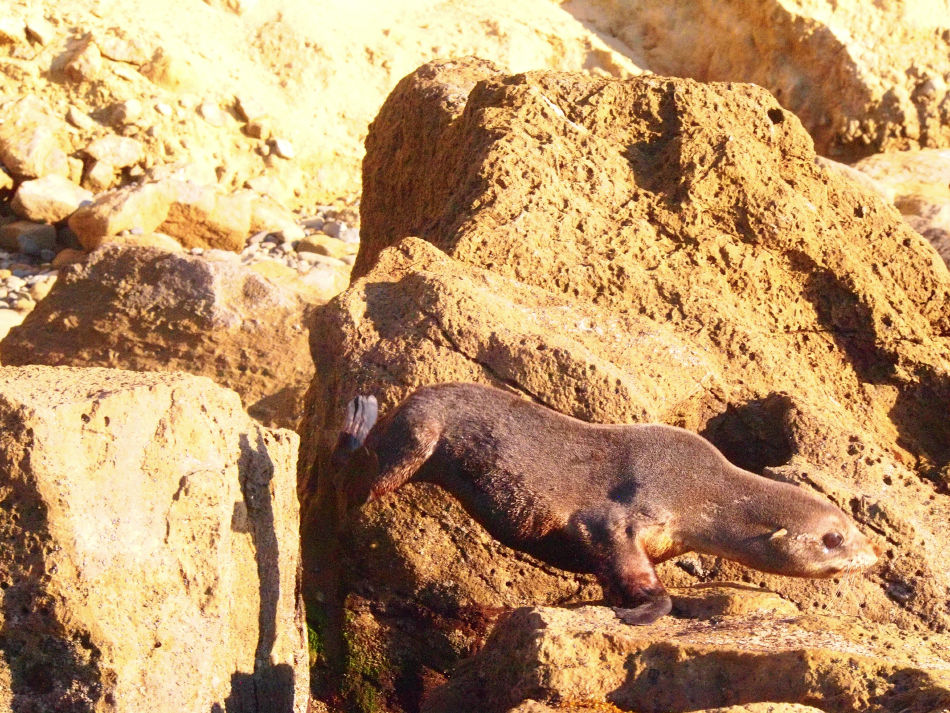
[733,492,880,578]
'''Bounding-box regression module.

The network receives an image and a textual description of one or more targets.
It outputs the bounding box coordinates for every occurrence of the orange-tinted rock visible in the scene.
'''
[1,246,316,431]
[564,0,950,161]
[158,180,252,251]
[11,174,93,223]
[425,606,950,713]
[0,94,70,179]
[305,60,950,710]
[67,181,174,248]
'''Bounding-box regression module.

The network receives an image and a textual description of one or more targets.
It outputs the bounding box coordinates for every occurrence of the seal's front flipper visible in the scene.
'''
[598,538,672,626]
[615,589,672,625]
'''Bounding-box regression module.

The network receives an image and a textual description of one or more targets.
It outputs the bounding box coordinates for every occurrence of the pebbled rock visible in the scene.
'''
[1,246,316,431]
[565,0,950,160]
[0,366,308,712]
[425,606,950,713]
[11,174,93,223]
[0,94,70,179]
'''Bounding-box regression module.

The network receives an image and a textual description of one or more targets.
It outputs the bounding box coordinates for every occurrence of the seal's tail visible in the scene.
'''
[330,394,378,469]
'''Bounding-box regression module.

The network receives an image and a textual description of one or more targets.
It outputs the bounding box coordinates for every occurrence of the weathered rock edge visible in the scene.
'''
[424,606,950,713]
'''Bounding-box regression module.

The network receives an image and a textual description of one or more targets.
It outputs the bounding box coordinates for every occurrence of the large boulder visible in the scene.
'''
[303,60,950,711]
[0,366,308,712]
[562,0,950,161]
[0,246,316,431]
[425,606,950,713]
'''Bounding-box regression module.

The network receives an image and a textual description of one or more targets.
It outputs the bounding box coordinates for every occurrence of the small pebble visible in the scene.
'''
[322,220,345,239]
[271,138,294,159]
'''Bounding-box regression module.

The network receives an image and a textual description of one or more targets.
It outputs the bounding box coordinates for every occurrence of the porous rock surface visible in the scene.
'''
[0,245,315,431]
[563,0,950,161]
[302,59,950,710]
[425,606,950,713]
[0,366,307,712]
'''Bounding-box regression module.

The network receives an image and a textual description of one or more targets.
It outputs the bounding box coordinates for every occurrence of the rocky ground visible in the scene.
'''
[0,1,949,712]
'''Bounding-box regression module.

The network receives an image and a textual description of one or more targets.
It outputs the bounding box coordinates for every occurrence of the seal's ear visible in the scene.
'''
[769,528,788,540]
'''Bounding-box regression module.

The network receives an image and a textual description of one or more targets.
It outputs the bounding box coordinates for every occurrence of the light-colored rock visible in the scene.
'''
[95,27,151,65]
[426,607,950,713]
[198,100,228,127]
[0,366,308,711]
[24,15,55,45]
[1,246,318,431]
[295,233,356,260]
[0,95,70,179]
[62,35,103,83]
[85,134,144,167]
[101,230,184,252]
[109,98,143,125]
[565,0,950,160]
[272,137,295,159]
[247,258,347,304]
[669,583,799,619]
[159,179,252,251]
[0,16,25,44]
[0,308,24,341]
[235,93,267,122]
[140,47,198,91]
[67,181,175,248]
[83,159,116,191]
[852,148,950,203]
[66,104,96,130]
[28,278,55,302]
[11,174,93,223]
[242,190,302,235]
[0,220,57,254]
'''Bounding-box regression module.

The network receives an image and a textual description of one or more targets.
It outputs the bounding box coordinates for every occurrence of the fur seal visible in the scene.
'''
[330,382,879,624]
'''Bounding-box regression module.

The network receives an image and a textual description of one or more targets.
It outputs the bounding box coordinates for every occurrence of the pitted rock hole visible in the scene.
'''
[701,393,797,474]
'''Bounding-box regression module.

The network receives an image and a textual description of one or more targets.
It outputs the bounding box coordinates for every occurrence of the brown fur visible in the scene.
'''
[334,383,878,624]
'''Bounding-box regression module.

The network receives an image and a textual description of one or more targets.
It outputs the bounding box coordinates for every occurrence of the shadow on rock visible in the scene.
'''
[233,432,297,713]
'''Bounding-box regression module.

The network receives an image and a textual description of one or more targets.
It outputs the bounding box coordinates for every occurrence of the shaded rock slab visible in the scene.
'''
[425,606,950,713]
[0,366,308,712]
[0,245,316,431]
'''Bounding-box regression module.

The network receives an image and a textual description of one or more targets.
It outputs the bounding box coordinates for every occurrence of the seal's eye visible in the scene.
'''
[822,531,844,549]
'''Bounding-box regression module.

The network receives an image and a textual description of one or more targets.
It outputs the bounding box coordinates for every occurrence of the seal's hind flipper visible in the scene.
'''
[331,395,378,469]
